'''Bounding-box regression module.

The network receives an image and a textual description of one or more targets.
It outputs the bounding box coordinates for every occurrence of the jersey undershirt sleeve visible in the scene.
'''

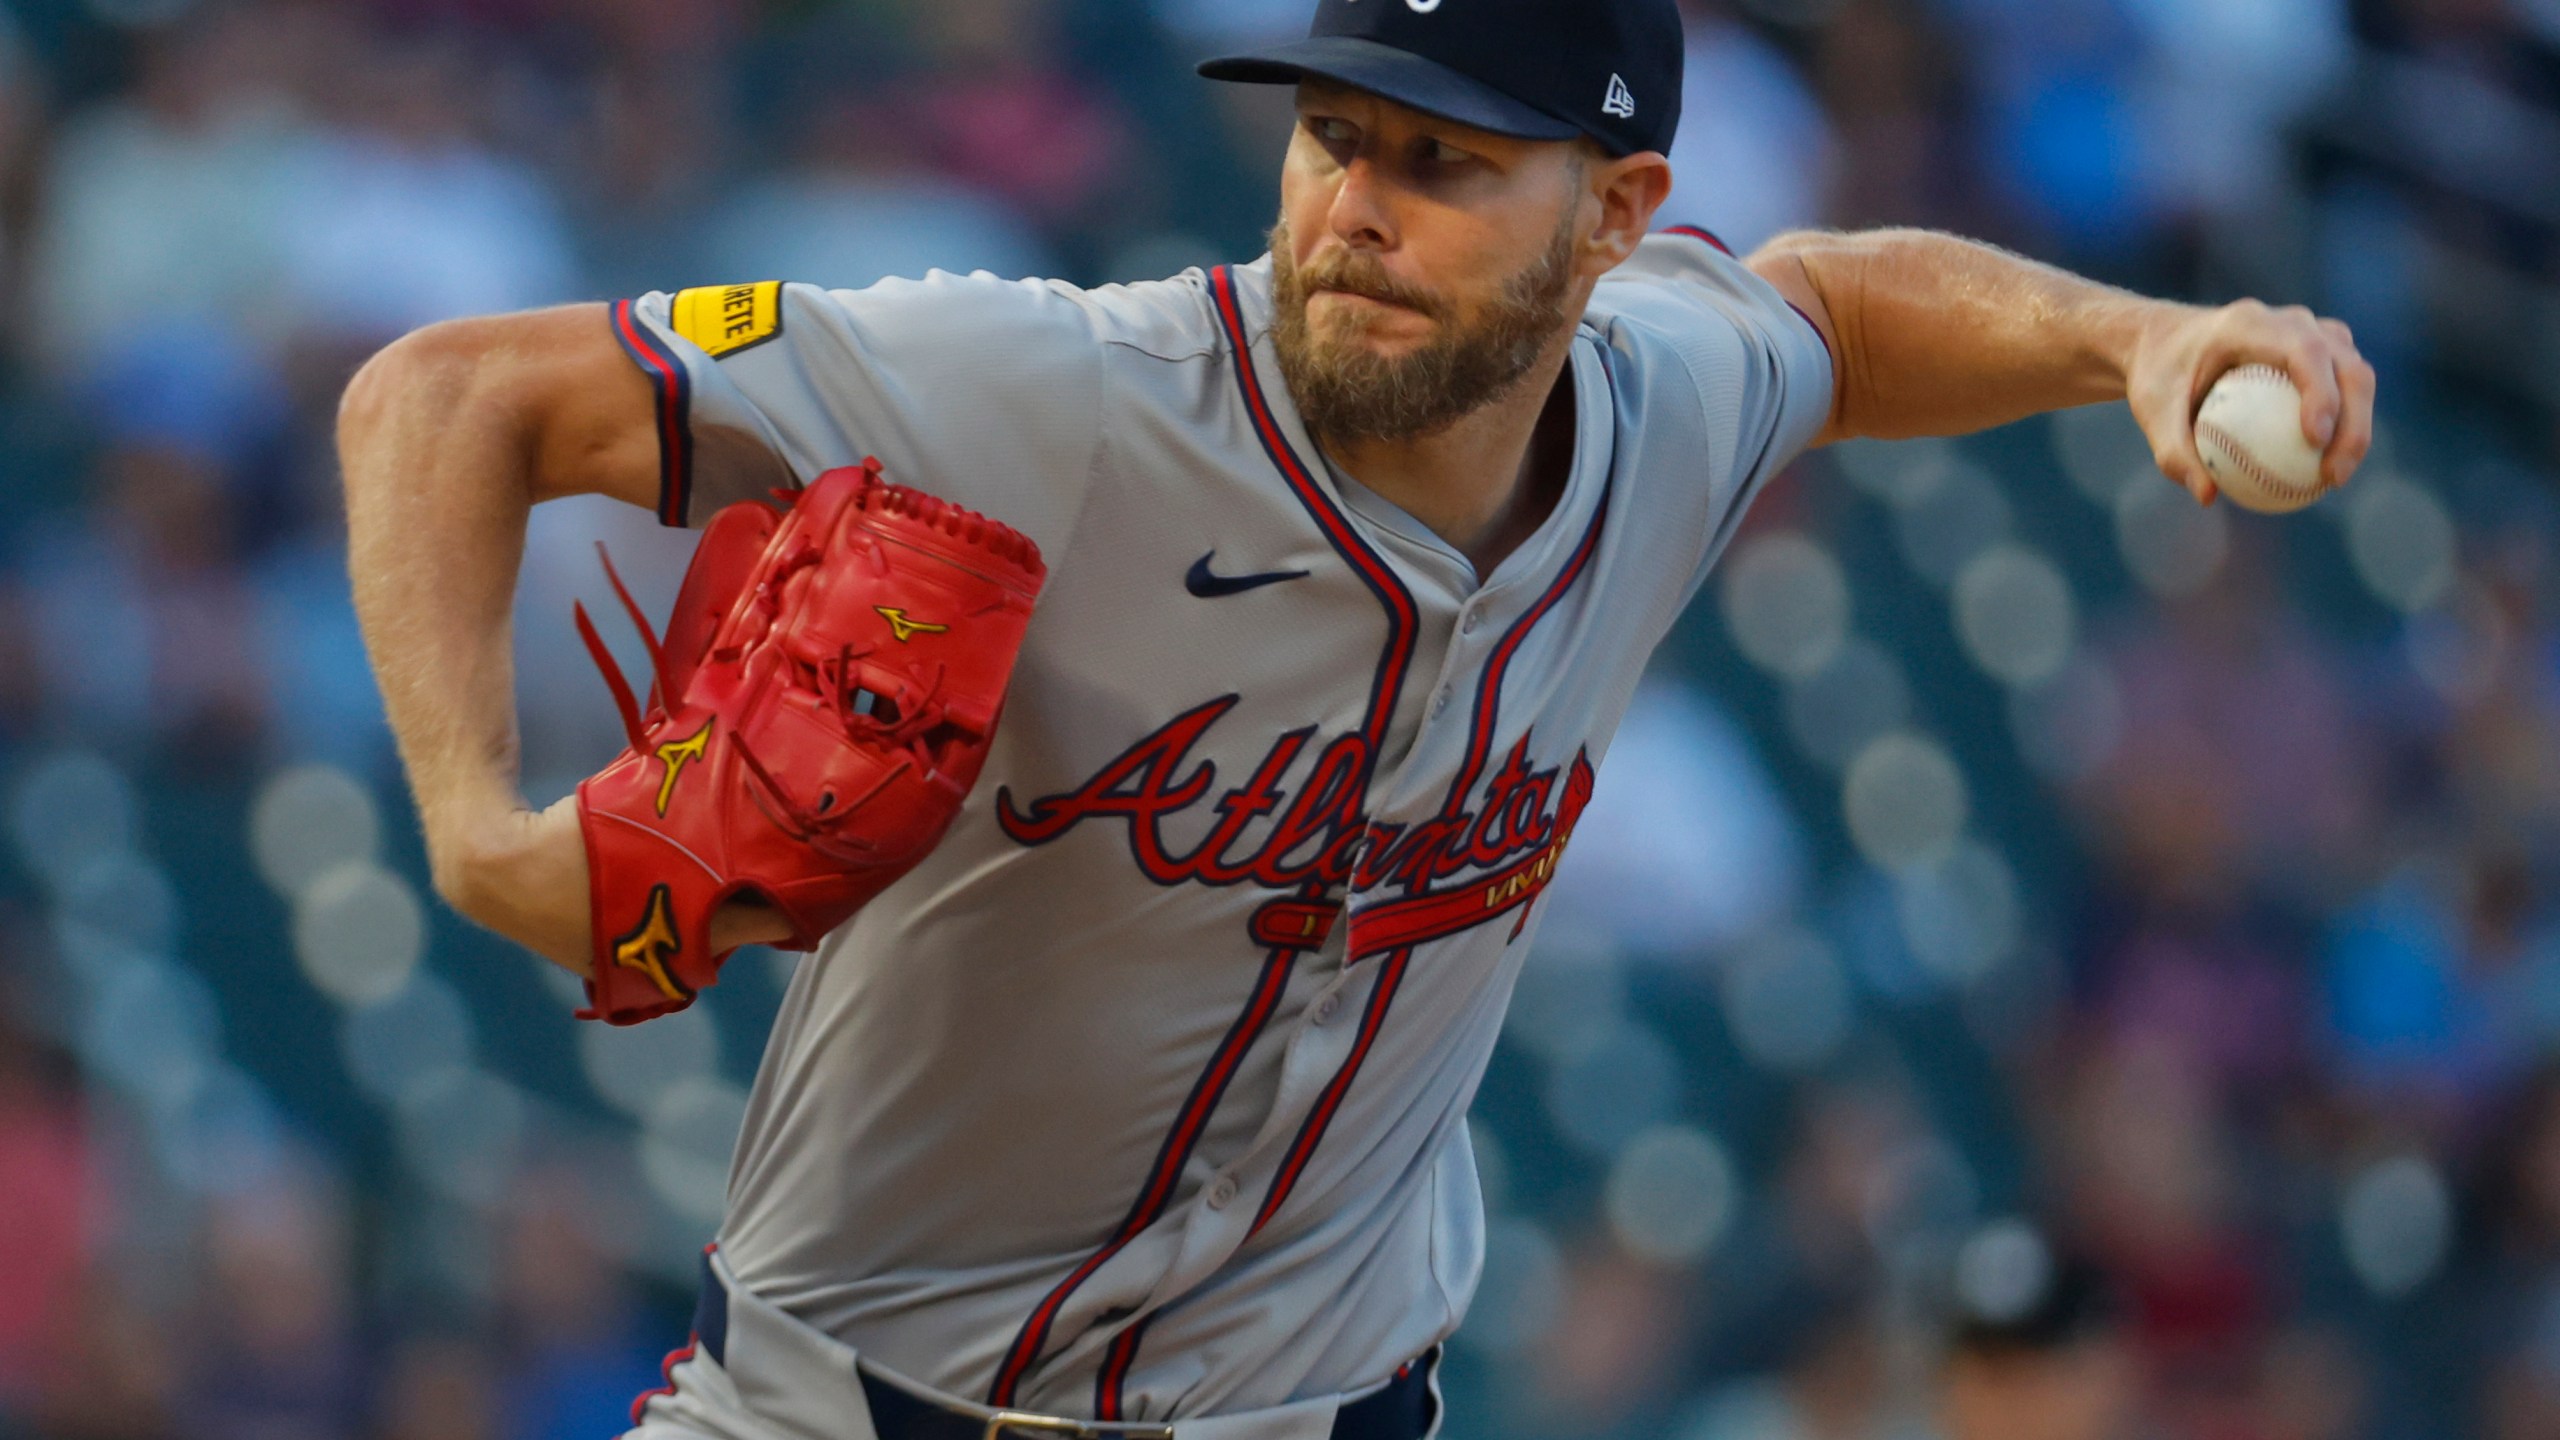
[1593,229,1836,608]
[610,271,1108,552]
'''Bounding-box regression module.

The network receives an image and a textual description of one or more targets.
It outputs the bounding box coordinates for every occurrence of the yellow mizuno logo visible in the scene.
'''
[875,607,950,644]
[611,884,687,1003]
[653,720,714,816]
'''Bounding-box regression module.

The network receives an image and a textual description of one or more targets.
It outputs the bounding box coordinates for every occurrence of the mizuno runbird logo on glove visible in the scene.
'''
[570,460,1047,1025]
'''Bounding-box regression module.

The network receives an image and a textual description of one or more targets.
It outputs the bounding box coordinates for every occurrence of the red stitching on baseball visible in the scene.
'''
[2197,418,2321,504]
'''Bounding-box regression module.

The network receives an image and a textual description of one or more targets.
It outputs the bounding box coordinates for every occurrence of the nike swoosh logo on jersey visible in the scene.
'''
[1186,553,1311,598]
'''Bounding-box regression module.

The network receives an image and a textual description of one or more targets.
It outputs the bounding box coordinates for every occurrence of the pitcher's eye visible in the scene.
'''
[1427,140,1473,165]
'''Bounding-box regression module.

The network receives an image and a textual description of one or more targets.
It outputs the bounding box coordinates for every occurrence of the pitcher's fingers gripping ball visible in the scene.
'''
[573,460,1047,1025]
[2195,365,2332,514]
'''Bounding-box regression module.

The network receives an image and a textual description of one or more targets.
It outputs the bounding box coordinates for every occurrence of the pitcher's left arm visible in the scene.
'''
[1746,228,2375,505]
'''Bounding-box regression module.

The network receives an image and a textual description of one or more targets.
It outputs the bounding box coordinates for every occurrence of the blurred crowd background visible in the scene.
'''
[0,0,2553,1437]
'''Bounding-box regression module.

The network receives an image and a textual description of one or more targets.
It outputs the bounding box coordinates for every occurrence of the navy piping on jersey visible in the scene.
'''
[988,267,1422,1415]
[1246,946,1411,1240]
[985,943,1299,1410]
[1098,1322,1142,1420]
[1437,482,1613,817]
[627,1246,720,1427]
[1093,886,1332,1421]
[1665,223,1734,256]
[1248,484,1612,1243]
[1210,266,1421,748]
[1660,226,1836,371]
[1109,268,1609,1408]
[610,299,697,527]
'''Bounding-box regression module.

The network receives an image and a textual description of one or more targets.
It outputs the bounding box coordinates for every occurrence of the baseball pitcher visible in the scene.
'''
[336,0,2375,1435]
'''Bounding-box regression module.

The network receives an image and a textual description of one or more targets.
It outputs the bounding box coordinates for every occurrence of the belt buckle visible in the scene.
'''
[979,1414,1178,1440]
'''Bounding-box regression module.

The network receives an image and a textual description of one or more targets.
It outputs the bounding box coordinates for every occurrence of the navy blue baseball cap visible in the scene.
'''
[1199,0,1685,158]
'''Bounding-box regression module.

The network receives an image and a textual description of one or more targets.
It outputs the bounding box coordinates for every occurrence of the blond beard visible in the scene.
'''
[1269,204,1580,446]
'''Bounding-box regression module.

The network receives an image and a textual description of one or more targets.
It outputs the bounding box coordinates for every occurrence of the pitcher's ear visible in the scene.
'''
[1586,149,1674,269]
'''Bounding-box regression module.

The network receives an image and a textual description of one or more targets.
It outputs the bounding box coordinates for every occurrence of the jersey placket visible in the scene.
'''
[991,265,1430,1416]
[1069,306,1619,1421]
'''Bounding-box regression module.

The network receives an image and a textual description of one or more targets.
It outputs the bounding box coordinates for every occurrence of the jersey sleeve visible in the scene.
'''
[1591,228,1836,605]
[609,272,1107,550]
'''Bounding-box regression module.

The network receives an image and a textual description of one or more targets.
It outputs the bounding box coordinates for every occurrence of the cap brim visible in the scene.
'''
[1198,36,1580,142]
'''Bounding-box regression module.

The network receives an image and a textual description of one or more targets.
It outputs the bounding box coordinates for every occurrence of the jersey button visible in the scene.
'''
[1430,689,1450,718]
[1314,991,1343,1025]
[1462,609,1483,635]
[1207,1176,1239,1210]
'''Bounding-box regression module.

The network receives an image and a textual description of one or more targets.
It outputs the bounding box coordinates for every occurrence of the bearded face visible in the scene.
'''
[1268,199,1582,447]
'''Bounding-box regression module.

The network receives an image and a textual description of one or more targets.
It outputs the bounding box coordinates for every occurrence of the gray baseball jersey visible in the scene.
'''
[606,228,1830,1424]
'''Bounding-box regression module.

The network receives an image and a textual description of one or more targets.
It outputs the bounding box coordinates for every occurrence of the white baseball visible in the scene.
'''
[2194,365,2330,514]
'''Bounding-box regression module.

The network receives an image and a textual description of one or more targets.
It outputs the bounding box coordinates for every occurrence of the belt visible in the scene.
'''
[690,1254,1439,1440]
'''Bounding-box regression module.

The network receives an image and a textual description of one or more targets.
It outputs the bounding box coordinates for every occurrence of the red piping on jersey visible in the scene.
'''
[1665,223,1733,255]
[610,299,696,526]
[1009,267,1424,1415]
[629,1340,697,1426]
[1248,467,1611,1241]
[1105,271,1615,1403]
[987,945,1297,1408]
[1436,484,1611,816]
[1097,1322,1144,1420]
[1660,226,1835,369]
[1784,302,1834,367]
[1085,915,1312,1420]
[1349,751,1595,960]
[1210,265,1420,746]
[1247,947,1416,1237]
[633,1241,721,1423]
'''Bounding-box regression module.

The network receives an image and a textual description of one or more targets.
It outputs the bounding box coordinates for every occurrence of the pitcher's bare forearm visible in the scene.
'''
[1748,228,2375,501]
[337,304,658,966]
[1749,229,2165,439]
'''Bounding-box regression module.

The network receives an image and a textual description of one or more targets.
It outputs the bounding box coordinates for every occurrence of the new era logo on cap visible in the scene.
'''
[1602,73,1636,118]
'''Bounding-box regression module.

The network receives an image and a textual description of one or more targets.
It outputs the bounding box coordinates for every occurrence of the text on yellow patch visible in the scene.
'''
[670,282,784,359]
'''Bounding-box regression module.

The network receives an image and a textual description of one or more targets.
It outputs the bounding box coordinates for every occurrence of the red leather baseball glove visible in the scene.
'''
[571,460,1046,1025]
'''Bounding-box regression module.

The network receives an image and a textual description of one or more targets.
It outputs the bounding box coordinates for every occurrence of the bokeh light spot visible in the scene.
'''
[1843,733,1969,869]
[1952,545,2077,687]
[579,1002,721,1118]
[1721,532,1852,679]
[2114,481,2229,597]
[1604,1124,1740,1266]
[2340,1154,2452,1299]
[251,765,383,900]
[293,862,427,1007]
[2346,477,2458,614]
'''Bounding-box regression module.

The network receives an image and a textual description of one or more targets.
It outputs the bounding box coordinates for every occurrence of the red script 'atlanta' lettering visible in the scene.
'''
[996,703,1592,916]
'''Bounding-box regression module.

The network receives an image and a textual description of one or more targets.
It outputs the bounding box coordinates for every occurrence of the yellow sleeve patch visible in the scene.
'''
[669,281,785,359]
